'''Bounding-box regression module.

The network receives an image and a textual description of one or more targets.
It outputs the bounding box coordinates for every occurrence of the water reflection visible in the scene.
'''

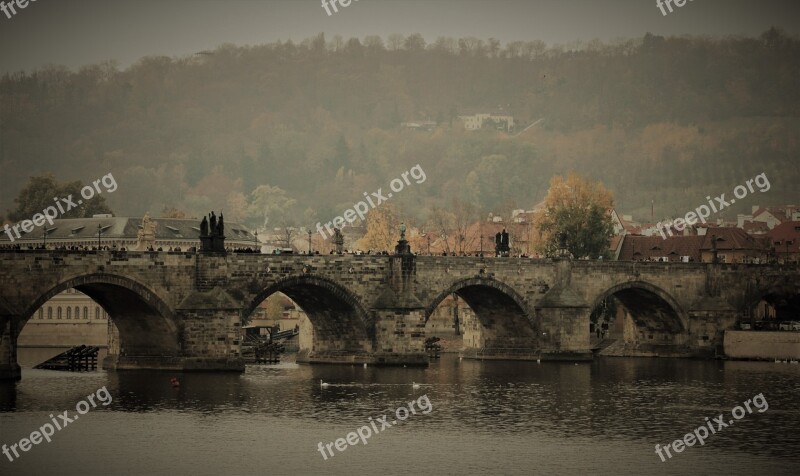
[1,356,799,474]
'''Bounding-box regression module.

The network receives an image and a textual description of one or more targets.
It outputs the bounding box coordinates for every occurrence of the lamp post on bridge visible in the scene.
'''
[96,224,102,250]
[308,229,312,255]
[786,240,790,264]
[42,229,47,250]
[253,230,259,253]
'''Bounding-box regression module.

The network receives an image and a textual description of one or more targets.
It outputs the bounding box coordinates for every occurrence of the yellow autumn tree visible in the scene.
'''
[356,203,401,252]
[265,294,286,322]
[533,172,615,258]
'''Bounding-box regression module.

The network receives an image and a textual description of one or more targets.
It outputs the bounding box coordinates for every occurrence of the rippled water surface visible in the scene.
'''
[1,355,799,475]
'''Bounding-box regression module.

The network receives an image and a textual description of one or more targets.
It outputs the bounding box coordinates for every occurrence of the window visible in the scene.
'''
[83,307,88,319]
[38,309,44,320]
[47,307,52,319]
[75,306,80,319]
[57,307,62,319]
[95,307,100,320]
[67,307,72,319]
[102,310,107,320]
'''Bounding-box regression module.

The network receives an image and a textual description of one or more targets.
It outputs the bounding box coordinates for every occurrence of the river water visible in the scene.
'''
[1,354,798,475]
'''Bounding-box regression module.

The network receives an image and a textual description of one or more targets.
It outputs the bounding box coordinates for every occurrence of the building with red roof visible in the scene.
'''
[766,221,800,264]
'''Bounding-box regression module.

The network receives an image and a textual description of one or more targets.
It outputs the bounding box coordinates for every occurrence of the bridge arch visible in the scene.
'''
[590,281,688,348]
[425,277,538,353]
[245,275,373,354]
[21,273,180,357]
[741,277,800,324]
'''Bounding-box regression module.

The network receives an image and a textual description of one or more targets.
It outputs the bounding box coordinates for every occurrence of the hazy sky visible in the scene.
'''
[1,0,799,73]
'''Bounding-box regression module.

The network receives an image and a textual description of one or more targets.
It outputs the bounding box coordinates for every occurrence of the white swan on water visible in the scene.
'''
[412,382,421,389]
[320,379,330,388]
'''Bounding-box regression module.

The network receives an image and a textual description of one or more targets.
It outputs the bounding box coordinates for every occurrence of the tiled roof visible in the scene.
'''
[766,221,800,253]
[1,216,254,244]
[700,227,764,251]
[617,235,705,262]
[742,221,770,234]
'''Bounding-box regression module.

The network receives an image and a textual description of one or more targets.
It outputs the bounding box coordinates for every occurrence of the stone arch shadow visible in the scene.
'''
[244,275,373,355]
[589,280,689,347]
[741,276,800,322]
[425,277,539,355]
[21,273,180,357]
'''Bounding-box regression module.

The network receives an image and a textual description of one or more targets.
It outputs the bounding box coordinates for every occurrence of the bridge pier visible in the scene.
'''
[0,317,21,380]
[535,282,593,361]
[687,298,738,357]
[370,307,429,366]
[0,313,21,380]
[174,289,245,371]
[103,288,245,373]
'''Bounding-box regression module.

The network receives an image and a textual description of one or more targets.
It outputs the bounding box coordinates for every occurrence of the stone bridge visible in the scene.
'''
[1,250,798,380]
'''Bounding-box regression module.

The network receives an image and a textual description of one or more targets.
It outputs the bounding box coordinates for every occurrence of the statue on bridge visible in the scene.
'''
[200,211,226,253]
[133,213,157,251]
[395,222,411,255]
[333,227,344,254]
[495,228,510,256]
[209,212,217,236]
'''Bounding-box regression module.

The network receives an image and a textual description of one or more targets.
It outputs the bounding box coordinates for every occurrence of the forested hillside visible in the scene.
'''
[1,29,798,227]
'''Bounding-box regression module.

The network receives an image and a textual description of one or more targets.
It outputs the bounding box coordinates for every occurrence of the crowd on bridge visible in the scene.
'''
[0,243,536,257]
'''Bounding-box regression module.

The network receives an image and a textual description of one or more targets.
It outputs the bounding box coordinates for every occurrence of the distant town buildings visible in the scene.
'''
[767,221,800,263]
[458,112,515,132]
[614,204,799,264]
[737,205,800,231]
[0,215,257,251]
[17,288,112,366]
[400,120,437,131]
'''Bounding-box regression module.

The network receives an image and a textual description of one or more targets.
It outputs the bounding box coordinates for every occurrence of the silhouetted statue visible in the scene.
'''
[333,227,344,253]
[501,229,509,250]
[217,213,225,236]
[200,216,209,237]
[209,211,217,236]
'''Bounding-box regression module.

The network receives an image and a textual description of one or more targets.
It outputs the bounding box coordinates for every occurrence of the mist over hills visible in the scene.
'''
[1,29,798,228]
